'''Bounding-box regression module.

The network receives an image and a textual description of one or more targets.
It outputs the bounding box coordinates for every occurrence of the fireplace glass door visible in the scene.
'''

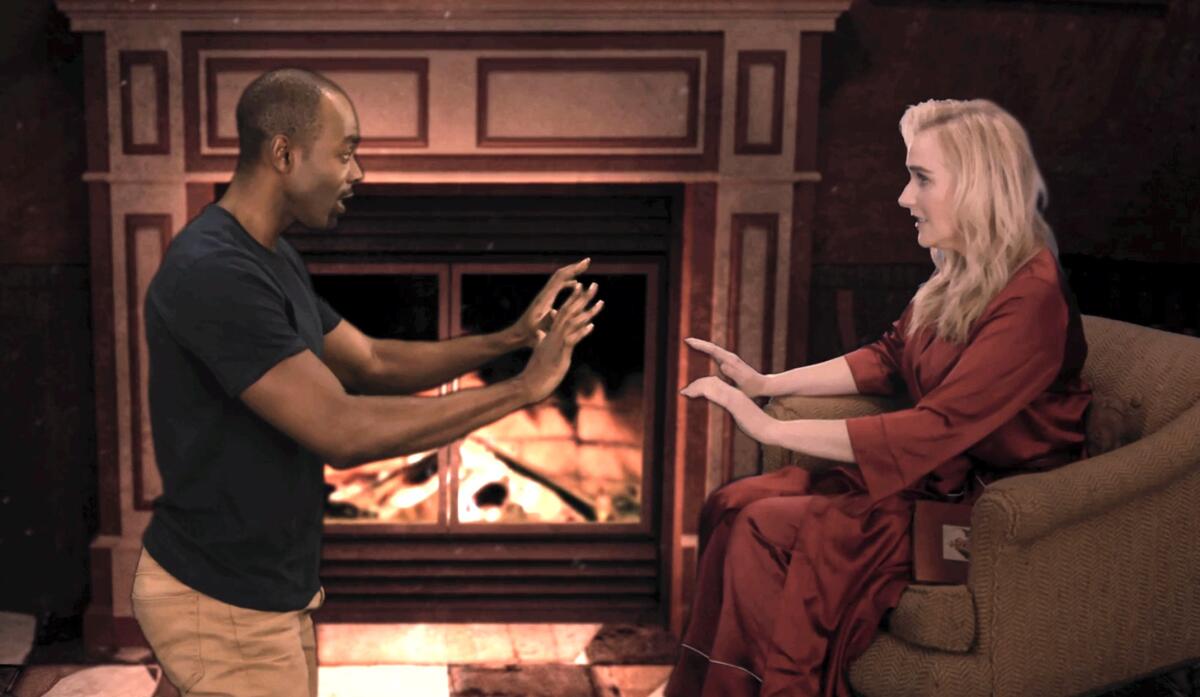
[311,261,659,532]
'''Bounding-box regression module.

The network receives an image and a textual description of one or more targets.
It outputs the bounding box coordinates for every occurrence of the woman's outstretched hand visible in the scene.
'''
[680,375,774,445]
[684,337,769,398]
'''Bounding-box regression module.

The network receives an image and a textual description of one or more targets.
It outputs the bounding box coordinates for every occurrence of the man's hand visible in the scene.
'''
[680,375,773,444]
[518,280,603,404]
[510,258,592,349]
[684,337,769,398]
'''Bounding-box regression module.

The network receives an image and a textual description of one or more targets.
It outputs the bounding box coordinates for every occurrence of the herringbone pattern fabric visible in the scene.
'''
[847,632,991,697]
[757,315,1200,696]
[887,584,975,653]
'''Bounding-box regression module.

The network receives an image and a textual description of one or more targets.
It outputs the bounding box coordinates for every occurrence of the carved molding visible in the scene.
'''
[60,0,853,23]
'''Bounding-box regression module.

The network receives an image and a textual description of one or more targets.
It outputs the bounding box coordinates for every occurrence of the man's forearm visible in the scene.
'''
[333,377,531,467]
[759,356,859,398]
[364,329,525,394]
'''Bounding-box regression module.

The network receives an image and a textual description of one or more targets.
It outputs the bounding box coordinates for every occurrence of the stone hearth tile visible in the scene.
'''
[12,664,87,697]
[507,623,565,662]
[317,624,448,665]
[589,665,672,697]
[318,665,449,697]
[584,625,678,665]
[449,664,594,697]
[14,664,161,697]
[551,623,603,663]
[443,624,515,664]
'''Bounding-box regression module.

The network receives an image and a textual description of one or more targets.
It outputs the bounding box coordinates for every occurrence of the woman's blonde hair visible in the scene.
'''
[900,99,1055,343]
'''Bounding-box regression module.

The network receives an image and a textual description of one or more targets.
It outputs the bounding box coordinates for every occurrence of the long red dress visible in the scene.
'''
[665,247,1092,697]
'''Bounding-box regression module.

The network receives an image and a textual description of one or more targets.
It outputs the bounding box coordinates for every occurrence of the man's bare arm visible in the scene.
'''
[246,281,601,468]
[323,259,592,395]
[243,348,533,467]
[323,321,525,395]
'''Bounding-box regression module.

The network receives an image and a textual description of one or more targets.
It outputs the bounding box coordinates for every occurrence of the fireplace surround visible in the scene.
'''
[57,0,852,651]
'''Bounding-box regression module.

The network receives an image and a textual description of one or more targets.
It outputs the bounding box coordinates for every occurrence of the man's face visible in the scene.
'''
[284,90,363,230]
[898,129,959,253]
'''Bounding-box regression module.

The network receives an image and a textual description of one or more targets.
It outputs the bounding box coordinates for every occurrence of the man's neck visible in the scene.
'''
[215,174,291,251]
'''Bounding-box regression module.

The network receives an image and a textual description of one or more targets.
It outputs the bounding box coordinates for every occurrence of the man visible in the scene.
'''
[131,68,602,697]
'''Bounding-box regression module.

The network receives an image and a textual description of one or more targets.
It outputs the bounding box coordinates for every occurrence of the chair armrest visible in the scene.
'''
[974,401,1200,545]
[761,394,908,473]
[964,403,1200,695]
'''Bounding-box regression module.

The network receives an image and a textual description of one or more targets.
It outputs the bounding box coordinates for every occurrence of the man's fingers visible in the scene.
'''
[558,281,595,320]
[565,323,594,346]
[552,258,591,284]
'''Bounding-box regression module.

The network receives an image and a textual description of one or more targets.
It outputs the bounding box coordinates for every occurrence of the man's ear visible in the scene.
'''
[269,134,293,173]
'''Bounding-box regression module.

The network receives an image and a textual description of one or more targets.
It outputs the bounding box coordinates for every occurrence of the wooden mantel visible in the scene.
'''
[57,0,849,653]
[60,0,849,24]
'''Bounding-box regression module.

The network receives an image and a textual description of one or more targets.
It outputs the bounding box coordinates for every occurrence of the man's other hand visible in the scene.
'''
[517,280,602,404]
[511,258,592,349]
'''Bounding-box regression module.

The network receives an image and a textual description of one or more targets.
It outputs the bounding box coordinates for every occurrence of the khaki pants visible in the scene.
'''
[131,547,323,697]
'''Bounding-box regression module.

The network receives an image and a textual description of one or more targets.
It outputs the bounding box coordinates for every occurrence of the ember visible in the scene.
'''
[324,370,643,524]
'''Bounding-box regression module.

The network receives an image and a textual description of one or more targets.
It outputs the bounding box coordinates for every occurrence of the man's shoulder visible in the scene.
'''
[150,211,272,309]
[163,209,267,277]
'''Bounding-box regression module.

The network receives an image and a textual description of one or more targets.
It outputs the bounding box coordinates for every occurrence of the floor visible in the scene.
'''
[2,619,678,697]
[1,614,1194,696]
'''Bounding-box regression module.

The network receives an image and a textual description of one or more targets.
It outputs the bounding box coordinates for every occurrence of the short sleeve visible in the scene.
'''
[843,305,911,396]
[153,252,308,397]
[317,295,342,335]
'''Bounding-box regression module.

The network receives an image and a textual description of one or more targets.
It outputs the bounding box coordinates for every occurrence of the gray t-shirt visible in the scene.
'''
[142,204,342,611]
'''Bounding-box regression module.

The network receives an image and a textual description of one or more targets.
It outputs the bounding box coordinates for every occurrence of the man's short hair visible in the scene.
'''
[234,68,347,173]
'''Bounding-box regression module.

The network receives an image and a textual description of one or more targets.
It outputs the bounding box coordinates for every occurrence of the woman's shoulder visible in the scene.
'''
[975,248,1068,327]
[1002,247,1063,299]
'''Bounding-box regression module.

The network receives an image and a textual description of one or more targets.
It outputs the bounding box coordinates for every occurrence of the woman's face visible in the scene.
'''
[898,129,959,252]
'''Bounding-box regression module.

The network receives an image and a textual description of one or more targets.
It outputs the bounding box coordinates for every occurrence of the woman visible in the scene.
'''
[666,99,1092,697]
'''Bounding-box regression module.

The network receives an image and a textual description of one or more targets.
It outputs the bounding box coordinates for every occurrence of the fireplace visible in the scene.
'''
[287,183,676,622]
[62,0,851,651]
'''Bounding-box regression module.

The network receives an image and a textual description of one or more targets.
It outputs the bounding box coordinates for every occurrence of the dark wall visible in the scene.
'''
[808,0,1200,360]
[0,0,96,619]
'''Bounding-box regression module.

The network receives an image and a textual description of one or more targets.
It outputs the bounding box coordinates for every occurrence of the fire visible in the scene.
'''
[324,370,643,524]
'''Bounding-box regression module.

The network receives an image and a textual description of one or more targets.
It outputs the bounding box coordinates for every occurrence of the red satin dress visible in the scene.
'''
[665,248,1092,697]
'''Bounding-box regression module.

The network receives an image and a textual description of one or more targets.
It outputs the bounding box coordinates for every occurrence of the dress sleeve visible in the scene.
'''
[845,280,1068,502]
[843,305,911,396]
[152,251,308,397]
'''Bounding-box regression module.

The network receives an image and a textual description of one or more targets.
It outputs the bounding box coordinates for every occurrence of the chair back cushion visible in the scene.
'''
[1081,316,1200,456]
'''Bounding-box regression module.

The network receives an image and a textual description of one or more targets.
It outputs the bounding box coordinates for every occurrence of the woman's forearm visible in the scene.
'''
[762,417,856,464]
[759,356,859,398]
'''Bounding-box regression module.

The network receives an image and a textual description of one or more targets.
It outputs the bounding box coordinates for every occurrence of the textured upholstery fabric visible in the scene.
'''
[758,316,1200,696]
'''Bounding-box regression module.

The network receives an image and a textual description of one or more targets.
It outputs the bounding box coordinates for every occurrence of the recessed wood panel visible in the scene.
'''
[182,32,722,172]
[120,51,169,155]
[204,56,430,151]
[478,57,700,148]
[725,213,778,481]
[125,214,173,511]
[735,50,785,155]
